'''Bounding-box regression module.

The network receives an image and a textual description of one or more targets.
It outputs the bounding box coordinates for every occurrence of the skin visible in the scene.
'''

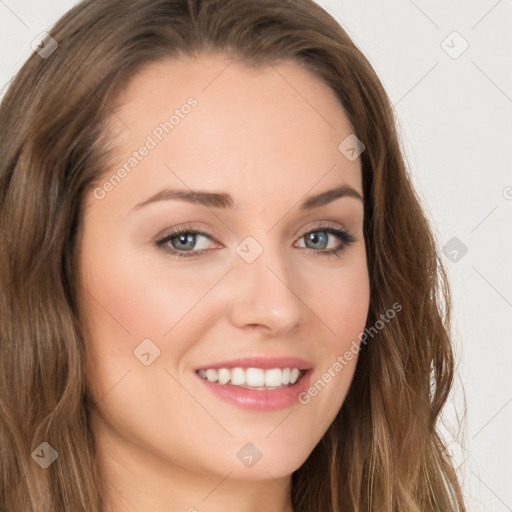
[78,52,370,512]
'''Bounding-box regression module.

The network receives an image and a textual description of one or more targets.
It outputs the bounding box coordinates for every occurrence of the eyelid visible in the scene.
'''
[155,222,219,244]
[293,220,346,239]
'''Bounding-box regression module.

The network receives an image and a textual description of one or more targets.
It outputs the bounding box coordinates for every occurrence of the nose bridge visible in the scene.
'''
[229,232,303,334]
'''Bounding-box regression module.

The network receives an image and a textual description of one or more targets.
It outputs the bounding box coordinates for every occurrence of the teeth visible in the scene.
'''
[246,368,265,387]
[265,368,282,387]
[217,368,231,385]
[197,367,304,388]
[231,367,245,385]
[205,369,218,382]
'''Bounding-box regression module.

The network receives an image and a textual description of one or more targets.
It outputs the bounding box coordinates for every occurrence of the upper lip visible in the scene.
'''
[194,356,313,371]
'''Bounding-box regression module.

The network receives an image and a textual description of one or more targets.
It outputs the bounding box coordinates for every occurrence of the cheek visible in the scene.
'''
[78,237,227,406]
[298,248,369,410]
[310,250,370,347]
[78,237,211,341]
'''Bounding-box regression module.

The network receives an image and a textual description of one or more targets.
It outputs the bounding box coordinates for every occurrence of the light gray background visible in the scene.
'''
[1,1,511,510]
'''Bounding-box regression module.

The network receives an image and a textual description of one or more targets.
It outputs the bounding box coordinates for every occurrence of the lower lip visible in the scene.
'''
[195,370,313,411]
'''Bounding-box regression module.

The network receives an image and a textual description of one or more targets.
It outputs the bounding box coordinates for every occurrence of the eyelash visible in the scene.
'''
[155,222,355,259]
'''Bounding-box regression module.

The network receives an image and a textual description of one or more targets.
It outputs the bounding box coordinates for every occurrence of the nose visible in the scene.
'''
[228,243,303,337]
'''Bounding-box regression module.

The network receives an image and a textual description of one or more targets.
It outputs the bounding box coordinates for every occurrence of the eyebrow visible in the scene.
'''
[131,184,363,212]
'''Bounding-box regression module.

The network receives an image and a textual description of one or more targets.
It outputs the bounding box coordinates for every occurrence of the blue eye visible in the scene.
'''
[155,223,355,259]
[298,227,355,258]
[155,224,217,258]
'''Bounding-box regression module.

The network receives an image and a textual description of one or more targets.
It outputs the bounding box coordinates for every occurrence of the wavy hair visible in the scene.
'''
[0,0,465,510]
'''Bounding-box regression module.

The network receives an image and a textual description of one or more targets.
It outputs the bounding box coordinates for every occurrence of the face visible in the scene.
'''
[78,53,370,483]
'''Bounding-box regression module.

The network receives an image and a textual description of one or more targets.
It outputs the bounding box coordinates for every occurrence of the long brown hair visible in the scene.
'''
[0,0,465,510]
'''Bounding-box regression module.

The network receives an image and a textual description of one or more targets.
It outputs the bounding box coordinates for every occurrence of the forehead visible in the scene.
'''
[112,52,353,139]
[97,52,362,211]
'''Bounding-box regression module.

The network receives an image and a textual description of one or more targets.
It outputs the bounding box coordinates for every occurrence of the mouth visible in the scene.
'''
[193,356,313,411]
[195,358,313,412]
[195,366,306,390]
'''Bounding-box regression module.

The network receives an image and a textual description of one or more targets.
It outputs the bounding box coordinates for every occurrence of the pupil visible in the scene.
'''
[309,232,326,249]
[176,233,194,249]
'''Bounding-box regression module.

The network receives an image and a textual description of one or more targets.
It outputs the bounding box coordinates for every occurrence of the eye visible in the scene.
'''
[155,224,217,258]
[155,223,355,259]
[295,224,355,258]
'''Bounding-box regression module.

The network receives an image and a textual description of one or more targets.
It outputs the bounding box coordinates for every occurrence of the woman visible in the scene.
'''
[0,0,466,511]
